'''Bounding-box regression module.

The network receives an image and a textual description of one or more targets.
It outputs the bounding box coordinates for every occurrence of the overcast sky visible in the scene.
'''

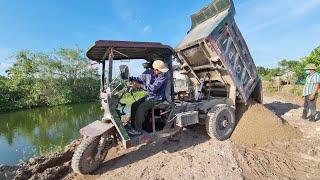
[0,0,320,75]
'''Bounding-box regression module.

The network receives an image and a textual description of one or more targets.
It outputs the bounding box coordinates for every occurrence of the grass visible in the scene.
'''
[262,81,310,97]
[36,139,67,158]
[265,83,279,93]
[37,145,64,157]
[288,85,303,96]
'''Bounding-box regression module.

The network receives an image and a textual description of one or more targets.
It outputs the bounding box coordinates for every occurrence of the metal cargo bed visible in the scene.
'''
[175,0,261,104]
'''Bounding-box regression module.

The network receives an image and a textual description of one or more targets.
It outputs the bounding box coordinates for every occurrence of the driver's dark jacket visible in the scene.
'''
[129,70,169,101]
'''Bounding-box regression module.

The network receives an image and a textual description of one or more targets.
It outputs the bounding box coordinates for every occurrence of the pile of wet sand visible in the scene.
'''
[231,102,302,147]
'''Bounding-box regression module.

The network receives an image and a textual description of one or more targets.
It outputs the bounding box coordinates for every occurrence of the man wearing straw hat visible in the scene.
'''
[127,60,169,135]
[302,63,320,122]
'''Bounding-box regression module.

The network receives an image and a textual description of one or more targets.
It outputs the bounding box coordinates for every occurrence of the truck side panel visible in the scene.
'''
[205,19,259,102]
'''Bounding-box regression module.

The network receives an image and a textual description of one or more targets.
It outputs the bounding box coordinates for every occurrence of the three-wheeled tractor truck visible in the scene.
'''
[71,0,262,174]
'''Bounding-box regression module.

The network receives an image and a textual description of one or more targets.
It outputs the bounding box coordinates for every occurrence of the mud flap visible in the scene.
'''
[80,120,115,137]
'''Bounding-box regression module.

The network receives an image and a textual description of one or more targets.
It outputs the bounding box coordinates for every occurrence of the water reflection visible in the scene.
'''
[0,102,102,165]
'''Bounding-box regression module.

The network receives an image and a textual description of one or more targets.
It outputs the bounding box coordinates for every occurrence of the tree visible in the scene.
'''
[257,66,281,81]
[278,59,300,72]
[0,48,100,112]
[302,46,320,69]
[257,66,269,77]
[52,48,100,102]
[293,46,320,80]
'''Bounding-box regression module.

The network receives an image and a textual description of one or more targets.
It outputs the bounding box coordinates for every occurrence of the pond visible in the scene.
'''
[0,102,103,165]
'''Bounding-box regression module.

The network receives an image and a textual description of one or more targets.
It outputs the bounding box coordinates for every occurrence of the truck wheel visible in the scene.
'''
[72,136,110,174]
[206,105,236,141]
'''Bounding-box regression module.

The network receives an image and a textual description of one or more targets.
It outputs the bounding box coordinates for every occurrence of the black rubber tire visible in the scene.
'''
[206,105,236,141]
[71,136,108,174]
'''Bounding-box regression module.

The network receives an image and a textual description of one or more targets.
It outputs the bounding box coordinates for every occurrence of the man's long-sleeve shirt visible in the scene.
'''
[130,70,169,101]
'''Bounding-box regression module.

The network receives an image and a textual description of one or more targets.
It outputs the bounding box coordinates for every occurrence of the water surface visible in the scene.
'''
[0,102,102,165]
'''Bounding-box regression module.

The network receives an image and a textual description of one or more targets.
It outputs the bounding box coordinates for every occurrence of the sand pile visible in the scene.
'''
[231,102,302,147]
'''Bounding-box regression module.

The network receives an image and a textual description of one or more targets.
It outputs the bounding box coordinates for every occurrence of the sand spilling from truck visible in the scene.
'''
[231,102,302,147]
[232,98,320,179]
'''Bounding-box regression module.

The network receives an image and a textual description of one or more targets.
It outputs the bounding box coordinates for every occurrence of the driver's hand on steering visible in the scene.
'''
[131,81,141,89]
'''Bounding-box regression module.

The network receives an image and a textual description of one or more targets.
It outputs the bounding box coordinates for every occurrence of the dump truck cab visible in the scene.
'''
[175,0,261,105]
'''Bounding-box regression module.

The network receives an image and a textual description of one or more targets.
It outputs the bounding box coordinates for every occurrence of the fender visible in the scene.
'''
[80,120,115,137]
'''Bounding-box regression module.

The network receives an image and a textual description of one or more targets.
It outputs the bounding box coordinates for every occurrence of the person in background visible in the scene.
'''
[128,60,169,135]
[302,63,320,122]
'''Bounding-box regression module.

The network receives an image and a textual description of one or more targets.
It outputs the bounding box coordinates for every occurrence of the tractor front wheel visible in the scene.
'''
[71,135,112,174]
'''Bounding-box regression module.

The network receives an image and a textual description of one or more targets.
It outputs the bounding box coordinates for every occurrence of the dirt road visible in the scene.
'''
[64,95,320,180]
[67,127,243,180]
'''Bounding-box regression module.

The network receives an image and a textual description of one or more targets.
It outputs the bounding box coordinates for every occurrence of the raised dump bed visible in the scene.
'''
[175,0,261,104]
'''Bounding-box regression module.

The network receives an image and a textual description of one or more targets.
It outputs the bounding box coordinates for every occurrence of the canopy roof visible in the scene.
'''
[87,40,174,62]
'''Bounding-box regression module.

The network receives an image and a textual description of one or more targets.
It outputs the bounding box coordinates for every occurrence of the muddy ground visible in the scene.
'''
[2,95,320,180]
[1,140,81,180]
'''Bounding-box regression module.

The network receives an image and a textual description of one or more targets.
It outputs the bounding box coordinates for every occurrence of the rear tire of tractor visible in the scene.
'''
[71,136,109,175]
[206,105,236,141]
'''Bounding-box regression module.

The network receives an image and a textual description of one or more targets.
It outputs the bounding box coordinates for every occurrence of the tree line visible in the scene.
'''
[257,46,320,82]
[0,48,100,113]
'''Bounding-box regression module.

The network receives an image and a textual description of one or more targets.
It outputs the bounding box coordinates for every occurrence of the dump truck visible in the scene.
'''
[72,0,262,174]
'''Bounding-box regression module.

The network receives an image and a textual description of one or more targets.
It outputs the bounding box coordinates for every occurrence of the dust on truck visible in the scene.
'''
[174,0,262,106]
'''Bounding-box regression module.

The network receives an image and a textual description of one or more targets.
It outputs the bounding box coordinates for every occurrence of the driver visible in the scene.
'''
[128,60,169,135]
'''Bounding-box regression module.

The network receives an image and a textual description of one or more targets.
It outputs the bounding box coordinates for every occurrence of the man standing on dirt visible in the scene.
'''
[302,63,320,122]
[128,60,169,135]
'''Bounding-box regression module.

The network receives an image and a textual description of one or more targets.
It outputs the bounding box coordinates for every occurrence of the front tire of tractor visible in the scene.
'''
[206,105,236,141]
[71,136,110,175]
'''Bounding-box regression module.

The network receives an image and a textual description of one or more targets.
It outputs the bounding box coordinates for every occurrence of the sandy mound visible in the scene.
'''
[232,101,320,179]
[231,102,302,147]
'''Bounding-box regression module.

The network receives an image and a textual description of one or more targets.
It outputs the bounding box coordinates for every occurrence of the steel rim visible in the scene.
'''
[217,111,231,130]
